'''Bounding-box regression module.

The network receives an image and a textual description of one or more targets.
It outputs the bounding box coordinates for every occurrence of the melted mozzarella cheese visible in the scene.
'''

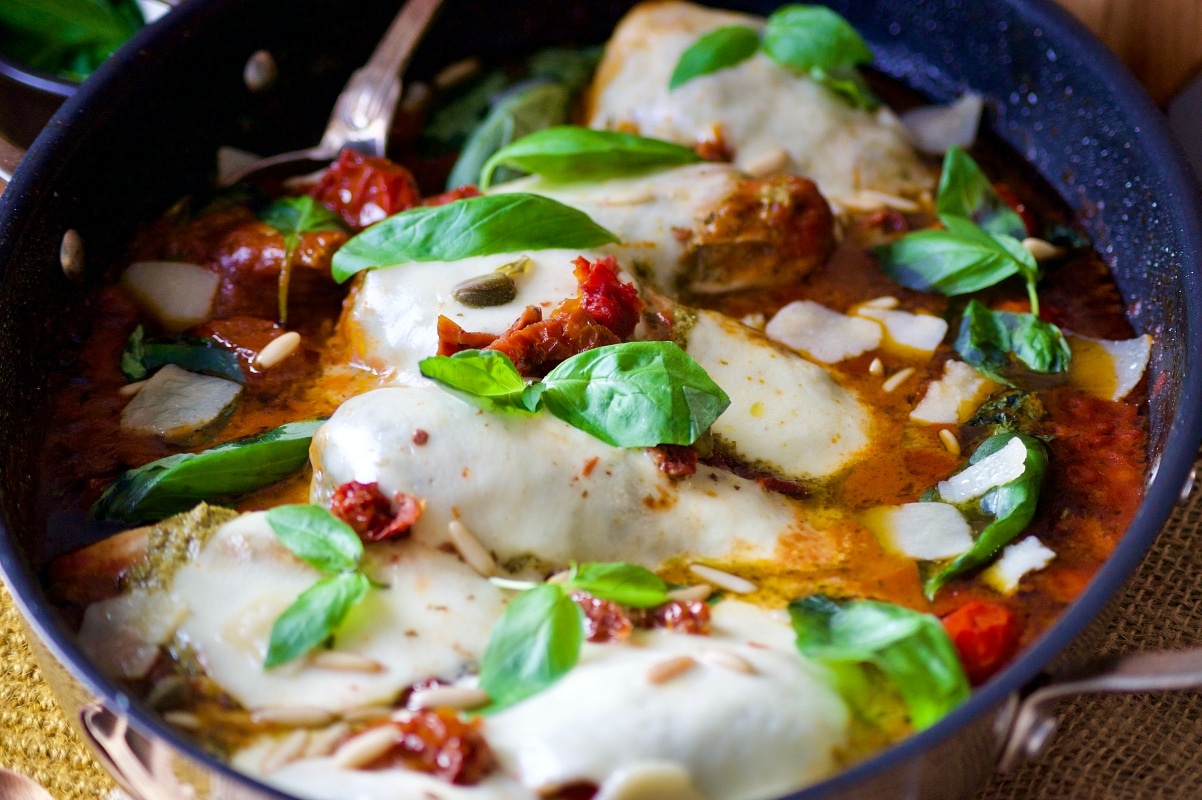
[586,1,933,197]
[310,385,830,570]
[683,311,873,480]
[80,513,510,712]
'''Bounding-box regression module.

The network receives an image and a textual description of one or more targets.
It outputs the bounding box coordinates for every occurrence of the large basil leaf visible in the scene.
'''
[92,419,323,523]
[447,81,571,190]
[479,127,702,190]
[669,24,761,90]
[0,0,142,80]
[924,433,1048,597]
[418,350,536,414]
[761,5,877,108]
[565,562,671,609]
[527,46,604,93]
[264,572,370,668]
[877,215,1036,297]
[539,341,731,448]
[954,299,1071,385]
[330,194,619,283]
[936,146,1027,241]
[420,69,510,153]
[266,505,363,574]
[789,595,970,730]
[121,325,244,384]
[478,583,584,710]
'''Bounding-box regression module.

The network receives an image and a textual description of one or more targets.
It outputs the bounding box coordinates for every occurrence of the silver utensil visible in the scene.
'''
[221,0,444,186]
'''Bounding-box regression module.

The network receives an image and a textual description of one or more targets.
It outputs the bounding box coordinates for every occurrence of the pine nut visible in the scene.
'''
[688,564,756,594]
[254,331,301,370]
[250,705,336,728]
[882,367,916,393]
[665,584,712,603]
[698,648,757,674]
[405,686,491,712]
[261,729,309,773]
[163,711,201,730]
[860,190,919,212]
[433,57,480,90]
[646,655,697,684]
[339,705,392,724]
[119,380,147,397]
[144,675,187,710]
[868,357,885,376]
[939,428,962,456]
[331,725,398,769]
[60,229,84,280]
[448,520,497,577]
[602,186,656,206]
[863,296,900,309]
[310,651,384,673]
[303,722,351,759]
[744,146,790,177]
[1022,237,1065,262]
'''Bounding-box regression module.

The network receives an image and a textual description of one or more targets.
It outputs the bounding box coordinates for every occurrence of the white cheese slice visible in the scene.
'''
[765,300,883,363]
[860,503,974,561]
[983,537,1056,594]
[347,248,593,383]
[683,310,873,480]
[586,1,934,198]
[899,93,984,156]
[910,360,999,425]
[310,385,837,569]
[853,306,948,355]
[937,437,1028,504]
[120,364,243,444]
[1066,333,1152,402]
[77,590,188,680]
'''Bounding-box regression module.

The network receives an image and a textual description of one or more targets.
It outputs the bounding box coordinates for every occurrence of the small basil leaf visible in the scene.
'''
[527,46,604,94]
[936,146,1027,241]
[954,300,1071,385]
[924,434,1048,597]
[809,65,878,110]
[418,350,534,414]
[566,562,670,608]
[259,196,346,245]
[789,595,970,730]
[266,504,363,574]
[0,0,141,79]
[448,81,572,190]
[669,24,761,90]
[762,5,873,71]
[331,194,619,283]
[540,341,731,448]
[264,572,371,668]
[92,419,323,523]
[479,583,584,710]
[121,324,148,381]
[877,215,1026,296]
[479,127,702,190]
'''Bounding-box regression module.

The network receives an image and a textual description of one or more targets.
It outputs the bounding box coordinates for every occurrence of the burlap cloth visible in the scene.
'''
[3,457,1202,800]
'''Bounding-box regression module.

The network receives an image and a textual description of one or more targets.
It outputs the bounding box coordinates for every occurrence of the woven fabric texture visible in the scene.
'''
[2,458,1201,800]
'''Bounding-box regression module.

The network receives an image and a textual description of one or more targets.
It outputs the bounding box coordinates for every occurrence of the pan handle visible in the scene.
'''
[0,137,24,192]
[999,648,1202,771]
[79,703,196,800]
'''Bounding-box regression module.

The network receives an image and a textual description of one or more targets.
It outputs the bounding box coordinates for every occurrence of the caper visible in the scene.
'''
[452,272,517,307]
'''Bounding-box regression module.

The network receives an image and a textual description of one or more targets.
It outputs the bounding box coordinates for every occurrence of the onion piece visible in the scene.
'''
[120,364,242,444]
[765,300,882,363]
[861,502,973,561]
[901,93,984,156]
[120,260,220,333]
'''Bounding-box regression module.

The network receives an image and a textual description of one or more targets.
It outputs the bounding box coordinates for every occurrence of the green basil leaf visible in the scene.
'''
[669,24,761,90]
[479,583,584,710]
[877,215,1031,296]
[449,81,571,190]
[924,433,1048,597]
[260,196,346,246]
[0,0,141,79]
[92,419,323,523]
[540,341,731,448]
[954,300,1071,385]
[809,65,878,110]
[418,350,535,414]
[121,324,148,381]
[264,572,370,668]
[526,45,604,94]
[762,5,873,71]
[566,562,670,608]
[965,389,1046,437]
[266,504,363,574]
[121,325,244,384]
[789,595,970,730]
[330,194,619,283]
[479,127,702,190]
[420,69,510,153]
[936,146,1027,241]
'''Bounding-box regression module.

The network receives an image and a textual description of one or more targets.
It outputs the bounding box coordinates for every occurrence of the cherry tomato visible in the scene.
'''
[941,600,1021,685]
[310,148,422,230]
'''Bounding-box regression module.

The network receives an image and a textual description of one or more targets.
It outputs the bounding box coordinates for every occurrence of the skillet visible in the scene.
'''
[1,0,1201,798]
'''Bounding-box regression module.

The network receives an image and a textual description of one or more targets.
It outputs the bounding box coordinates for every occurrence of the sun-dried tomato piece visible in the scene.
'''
[649,444,698,478]
[546,783,600,800]
[436,315,499,356]
[330,481,423,542]
[635,599,712,635]
[422,185,482,207]
[371,710,495,785]
[487,305,620,377]
[754,475,808,498]
[572,255,644,340]
[310,149,422,230]
[571,591,634,643]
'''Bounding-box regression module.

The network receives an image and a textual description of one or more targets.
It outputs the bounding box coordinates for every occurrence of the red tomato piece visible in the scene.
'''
[330,480,423,542]
[310,149,422,230]
[572,255,644,340]
[994,182,1038,237]
[941,600,1021,685]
